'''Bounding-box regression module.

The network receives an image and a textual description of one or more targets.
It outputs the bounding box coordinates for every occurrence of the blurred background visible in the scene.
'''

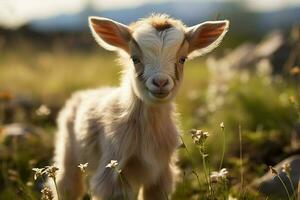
[0,0,300,199]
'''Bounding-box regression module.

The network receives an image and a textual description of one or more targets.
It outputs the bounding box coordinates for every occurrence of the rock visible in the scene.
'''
[252,155,300,199]
[208,27,300,75]
[0,123,50,160]
[254,31,284,58]
[0,93,36,123]
[205,28,300,112]
[0,123,44,144]
[207,42,256,72]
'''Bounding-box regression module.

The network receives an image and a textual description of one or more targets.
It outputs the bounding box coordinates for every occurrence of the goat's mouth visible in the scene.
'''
[148,90,170,100]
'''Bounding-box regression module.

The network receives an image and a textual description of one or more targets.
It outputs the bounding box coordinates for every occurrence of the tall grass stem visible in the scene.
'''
[277,175,292,200]
[239,125,244,197]
[52,177,60,200]
[219,127,226,171]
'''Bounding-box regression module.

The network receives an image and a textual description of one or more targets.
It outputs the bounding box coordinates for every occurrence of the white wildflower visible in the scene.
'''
[106,160,118,168]
[106,160,121,173]
[44,166,59,179]
[228,194,238,200]
[282,163,291,174]
[190,129,209,145]
[78,163,88,173]
[210,168,228,182]
[220,122,225,130]
[36,105,51,116]
[32,167,45,180]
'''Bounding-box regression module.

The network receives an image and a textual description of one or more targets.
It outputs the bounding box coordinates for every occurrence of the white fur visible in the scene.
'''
[133,24,185,77]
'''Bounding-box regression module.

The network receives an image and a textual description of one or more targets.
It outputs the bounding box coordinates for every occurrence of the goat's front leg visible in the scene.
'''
[90,156,135,200]
[141,164,178,200]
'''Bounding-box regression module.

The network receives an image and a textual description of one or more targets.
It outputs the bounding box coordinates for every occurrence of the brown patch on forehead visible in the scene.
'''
[149,19,173,31]
[129,14,185,32]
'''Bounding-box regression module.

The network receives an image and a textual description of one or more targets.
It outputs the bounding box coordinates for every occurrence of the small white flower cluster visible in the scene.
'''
[36,105,51,116]
[269,162,291,176]
[41,186,54,200]
[210,168,228,183]
[282,163,291,174]
[106,160,122,173]
[190,129,209,145]
[78,163,89,173]
[32,165,59,180]
[220,122,225,130]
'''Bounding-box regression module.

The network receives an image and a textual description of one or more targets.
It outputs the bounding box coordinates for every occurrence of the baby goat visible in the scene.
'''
[51,14,229,200]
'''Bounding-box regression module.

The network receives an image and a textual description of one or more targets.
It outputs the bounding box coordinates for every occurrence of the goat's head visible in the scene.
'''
[89,14,229,104]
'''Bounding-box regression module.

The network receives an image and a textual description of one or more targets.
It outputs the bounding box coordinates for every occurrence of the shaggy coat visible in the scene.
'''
[51,14,229,200]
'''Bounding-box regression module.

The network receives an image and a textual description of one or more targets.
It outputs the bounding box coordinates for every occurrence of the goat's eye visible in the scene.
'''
[131,57,141,65]
[179,57,186,64]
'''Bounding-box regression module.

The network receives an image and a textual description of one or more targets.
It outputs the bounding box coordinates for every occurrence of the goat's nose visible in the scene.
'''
[152,78,169,88]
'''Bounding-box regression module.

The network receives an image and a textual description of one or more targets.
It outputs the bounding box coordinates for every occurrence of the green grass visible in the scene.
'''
[0,43,299,199]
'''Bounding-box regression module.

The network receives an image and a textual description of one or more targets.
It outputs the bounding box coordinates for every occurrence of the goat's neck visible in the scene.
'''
[117,69,179,150]
[119,72,174,123]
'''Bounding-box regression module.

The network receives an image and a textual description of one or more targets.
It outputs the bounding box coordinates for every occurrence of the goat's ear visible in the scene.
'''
[186,20,229,58]
[89,17,132,52]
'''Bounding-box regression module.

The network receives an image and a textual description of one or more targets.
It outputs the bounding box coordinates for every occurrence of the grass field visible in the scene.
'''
[0,42,299,199]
